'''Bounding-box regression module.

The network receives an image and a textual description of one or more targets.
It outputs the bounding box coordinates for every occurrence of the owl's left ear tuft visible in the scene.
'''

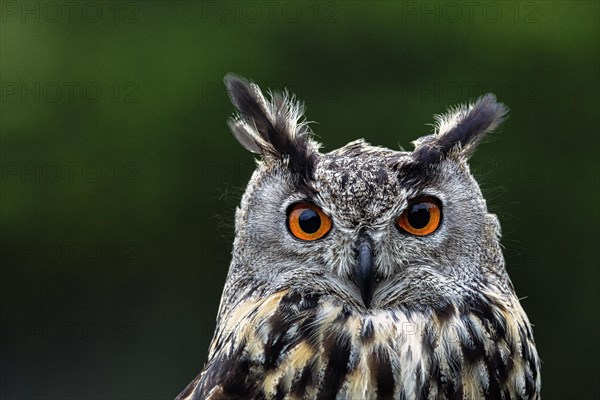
[224,74,320,179]
[412,94,508,163]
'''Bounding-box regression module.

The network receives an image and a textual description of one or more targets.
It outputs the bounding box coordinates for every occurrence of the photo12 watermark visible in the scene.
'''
[1,241,141,265]
[1,81,140,104]
[201,80,340,105]
[1,1,140,24]
[398,1,540,24]
[1,320,139,345]
[476,160,541,186]
[0,161,141,184]
[394,80,540,104]
[198,1,339,24]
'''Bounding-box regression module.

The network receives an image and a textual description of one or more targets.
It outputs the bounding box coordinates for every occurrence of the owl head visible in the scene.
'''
[223,74,510,312]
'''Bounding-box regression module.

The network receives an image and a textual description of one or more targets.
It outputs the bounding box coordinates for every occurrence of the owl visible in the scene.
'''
[176,74,541,399]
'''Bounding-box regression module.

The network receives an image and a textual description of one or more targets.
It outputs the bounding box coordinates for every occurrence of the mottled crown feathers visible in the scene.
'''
[224,74,508,173]
[224,74,319,179]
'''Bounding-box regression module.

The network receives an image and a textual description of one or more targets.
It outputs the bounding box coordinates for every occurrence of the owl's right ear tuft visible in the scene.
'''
[412,94,508,164]
[224,74,319,179]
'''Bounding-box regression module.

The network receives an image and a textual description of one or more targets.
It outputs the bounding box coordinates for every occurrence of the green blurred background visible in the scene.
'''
[1,1,598,398]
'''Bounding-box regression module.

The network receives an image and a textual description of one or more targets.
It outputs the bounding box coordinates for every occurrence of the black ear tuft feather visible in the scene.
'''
[412,94,508,164]
[223,73,319,179]
[224,74,276,150]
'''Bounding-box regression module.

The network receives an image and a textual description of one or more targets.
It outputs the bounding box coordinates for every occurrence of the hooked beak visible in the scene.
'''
[353,238,376,308]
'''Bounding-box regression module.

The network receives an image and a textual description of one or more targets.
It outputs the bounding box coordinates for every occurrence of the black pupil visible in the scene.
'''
[407,203,431,229]
[299,209,321,234]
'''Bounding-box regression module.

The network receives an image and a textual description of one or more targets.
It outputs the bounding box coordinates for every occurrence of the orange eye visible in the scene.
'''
[287,203,332,241]
[397,197,442,236]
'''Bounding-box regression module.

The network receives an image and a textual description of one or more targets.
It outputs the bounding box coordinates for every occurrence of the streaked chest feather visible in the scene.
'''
[196,290,540,400]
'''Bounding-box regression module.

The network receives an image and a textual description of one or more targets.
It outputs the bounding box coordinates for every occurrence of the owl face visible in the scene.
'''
[225,74,509,312]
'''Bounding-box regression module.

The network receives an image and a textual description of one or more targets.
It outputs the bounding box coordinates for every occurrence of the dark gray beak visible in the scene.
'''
[353,238,376,308]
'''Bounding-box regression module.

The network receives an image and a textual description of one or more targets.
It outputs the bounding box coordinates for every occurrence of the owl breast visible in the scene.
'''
[194,289,539,400]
